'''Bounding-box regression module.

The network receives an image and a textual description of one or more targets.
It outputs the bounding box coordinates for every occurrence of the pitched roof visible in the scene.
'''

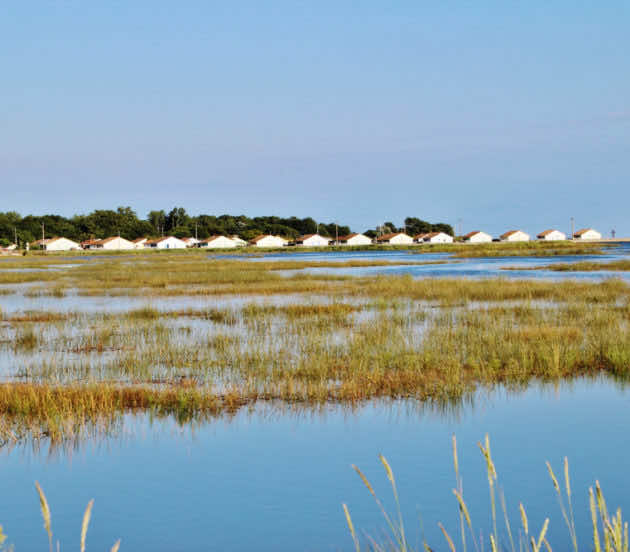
[337,233,363,241]
[463,231,487,239]
[295,234,329,243]
[425,232,448,238]
[250,234,273,243]
[145,236,180,245]
[98,236,128,245]
[500,230,523,239]
[376,232,408,242]
[132,237,147,243]
[201,235,230,243]
[537,229,561,238]
[32,237,68,245]
[574,228,597,237]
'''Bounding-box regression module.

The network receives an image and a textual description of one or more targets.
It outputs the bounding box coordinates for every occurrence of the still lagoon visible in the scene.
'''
[1,378,629,550]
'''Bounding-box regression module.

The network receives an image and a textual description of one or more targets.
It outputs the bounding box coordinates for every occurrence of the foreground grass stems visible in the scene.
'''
[31,483,121,551]
[343,435,628,551]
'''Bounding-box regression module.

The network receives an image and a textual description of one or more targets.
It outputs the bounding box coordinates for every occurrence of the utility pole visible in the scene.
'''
[570,217,574,240]
[335,221,338,244]
[195,222,198,241]
[42,223,45,242]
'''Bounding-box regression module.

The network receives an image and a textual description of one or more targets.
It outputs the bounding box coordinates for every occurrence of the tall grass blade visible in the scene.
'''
[35,481,53,552]
[439,522,456,552]
[590,487,602,552]
[80,499,94,552]
[453,435,468,552]
[379,454,407,552]
[343,503,360,552]
[519,502,529,537]
[352,464,401,546]
[478,435,498,548]
[499,489,515,552]
[564,457,578,552]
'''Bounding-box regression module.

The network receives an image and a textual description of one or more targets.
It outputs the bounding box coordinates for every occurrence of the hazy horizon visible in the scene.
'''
[2,2,629,237]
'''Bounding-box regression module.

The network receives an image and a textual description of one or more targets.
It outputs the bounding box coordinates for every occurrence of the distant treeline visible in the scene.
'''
[0,207,453,246]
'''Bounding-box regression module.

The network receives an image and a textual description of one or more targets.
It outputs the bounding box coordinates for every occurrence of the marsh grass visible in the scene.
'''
[1,254,630,443]
[344,435,628,551]
[0,382,248,443]
[3,293,630,443]
[448,242,604,258]
[506,259,630,273]
[14,325,39,351]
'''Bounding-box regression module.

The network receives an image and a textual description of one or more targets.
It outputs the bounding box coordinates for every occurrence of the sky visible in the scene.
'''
[1,1,629,236]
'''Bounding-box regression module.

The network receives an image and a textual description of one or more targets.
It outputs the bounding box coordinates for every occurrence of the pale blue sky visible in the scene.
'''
[1,1,629,236]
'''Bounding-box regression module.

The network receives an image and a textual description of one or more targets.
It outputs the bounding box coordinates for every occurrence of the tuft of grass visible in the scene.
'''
[504,259,630,272]
[35,481,52,552]
[344,435,628,551]
[27,483,120,552]
[14,325,39,351]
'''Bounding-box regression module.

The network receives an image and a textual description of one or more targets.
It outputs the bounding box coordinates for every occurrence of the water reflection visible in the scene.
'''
[1,376,629,550]
[228,243,630,281]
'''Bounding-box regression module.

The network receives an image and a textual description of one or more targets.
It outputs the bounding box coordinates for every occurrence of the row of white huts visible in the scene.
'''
[27,227,603,252]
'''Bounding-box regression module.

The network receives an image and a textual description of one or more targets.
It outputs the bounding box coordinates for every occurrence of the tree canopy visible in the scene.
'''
[364,217,454,238]
[0,208,452,246]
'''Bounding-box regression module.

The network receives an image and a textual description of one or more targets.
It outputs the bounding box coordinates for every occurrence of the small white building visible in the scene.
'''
[336,233,372,246]
[198,235,237,249]
[249,235,287,248]
[132,237,148,249]
[537,229,566,241]
[294,234,331,247]
[463,231,492,243]
[32,237,80,251]
[500,230,530,242]
[422,232,454,244]
[413,233,428,243]
[93,236,134,250]
[573,228,602,241]
[376,232,414,245]
[230,236,248,247]
[145,236,187,249]
[181,237,200,248]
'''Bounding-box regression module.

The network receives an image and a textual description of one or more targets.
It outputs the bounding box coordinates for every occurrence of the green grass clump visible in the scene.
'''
[506,259,630,272]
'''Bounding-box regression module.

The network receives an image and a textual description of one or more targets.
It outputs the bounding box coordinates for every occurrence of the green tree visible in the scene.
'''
[148,210,167,235]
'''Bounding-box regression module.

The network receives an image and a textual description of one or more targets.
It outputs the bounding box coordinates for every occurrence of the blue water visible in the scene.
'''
[2,378,629,551]
[224,243,630,281]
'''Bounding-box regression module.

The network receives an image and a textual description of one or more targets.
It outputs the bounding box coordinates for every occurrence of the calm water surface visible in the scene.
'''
[2,378,629,551]
[229,242,630,281]
[2,247,630,550]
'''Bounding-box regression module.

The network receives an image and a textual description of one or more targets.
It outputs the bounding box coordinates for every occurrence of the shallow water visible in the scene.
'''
[0,292,338,314]
[1,378,629,550]
[232,243,630,281]
[2,249,630,549]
